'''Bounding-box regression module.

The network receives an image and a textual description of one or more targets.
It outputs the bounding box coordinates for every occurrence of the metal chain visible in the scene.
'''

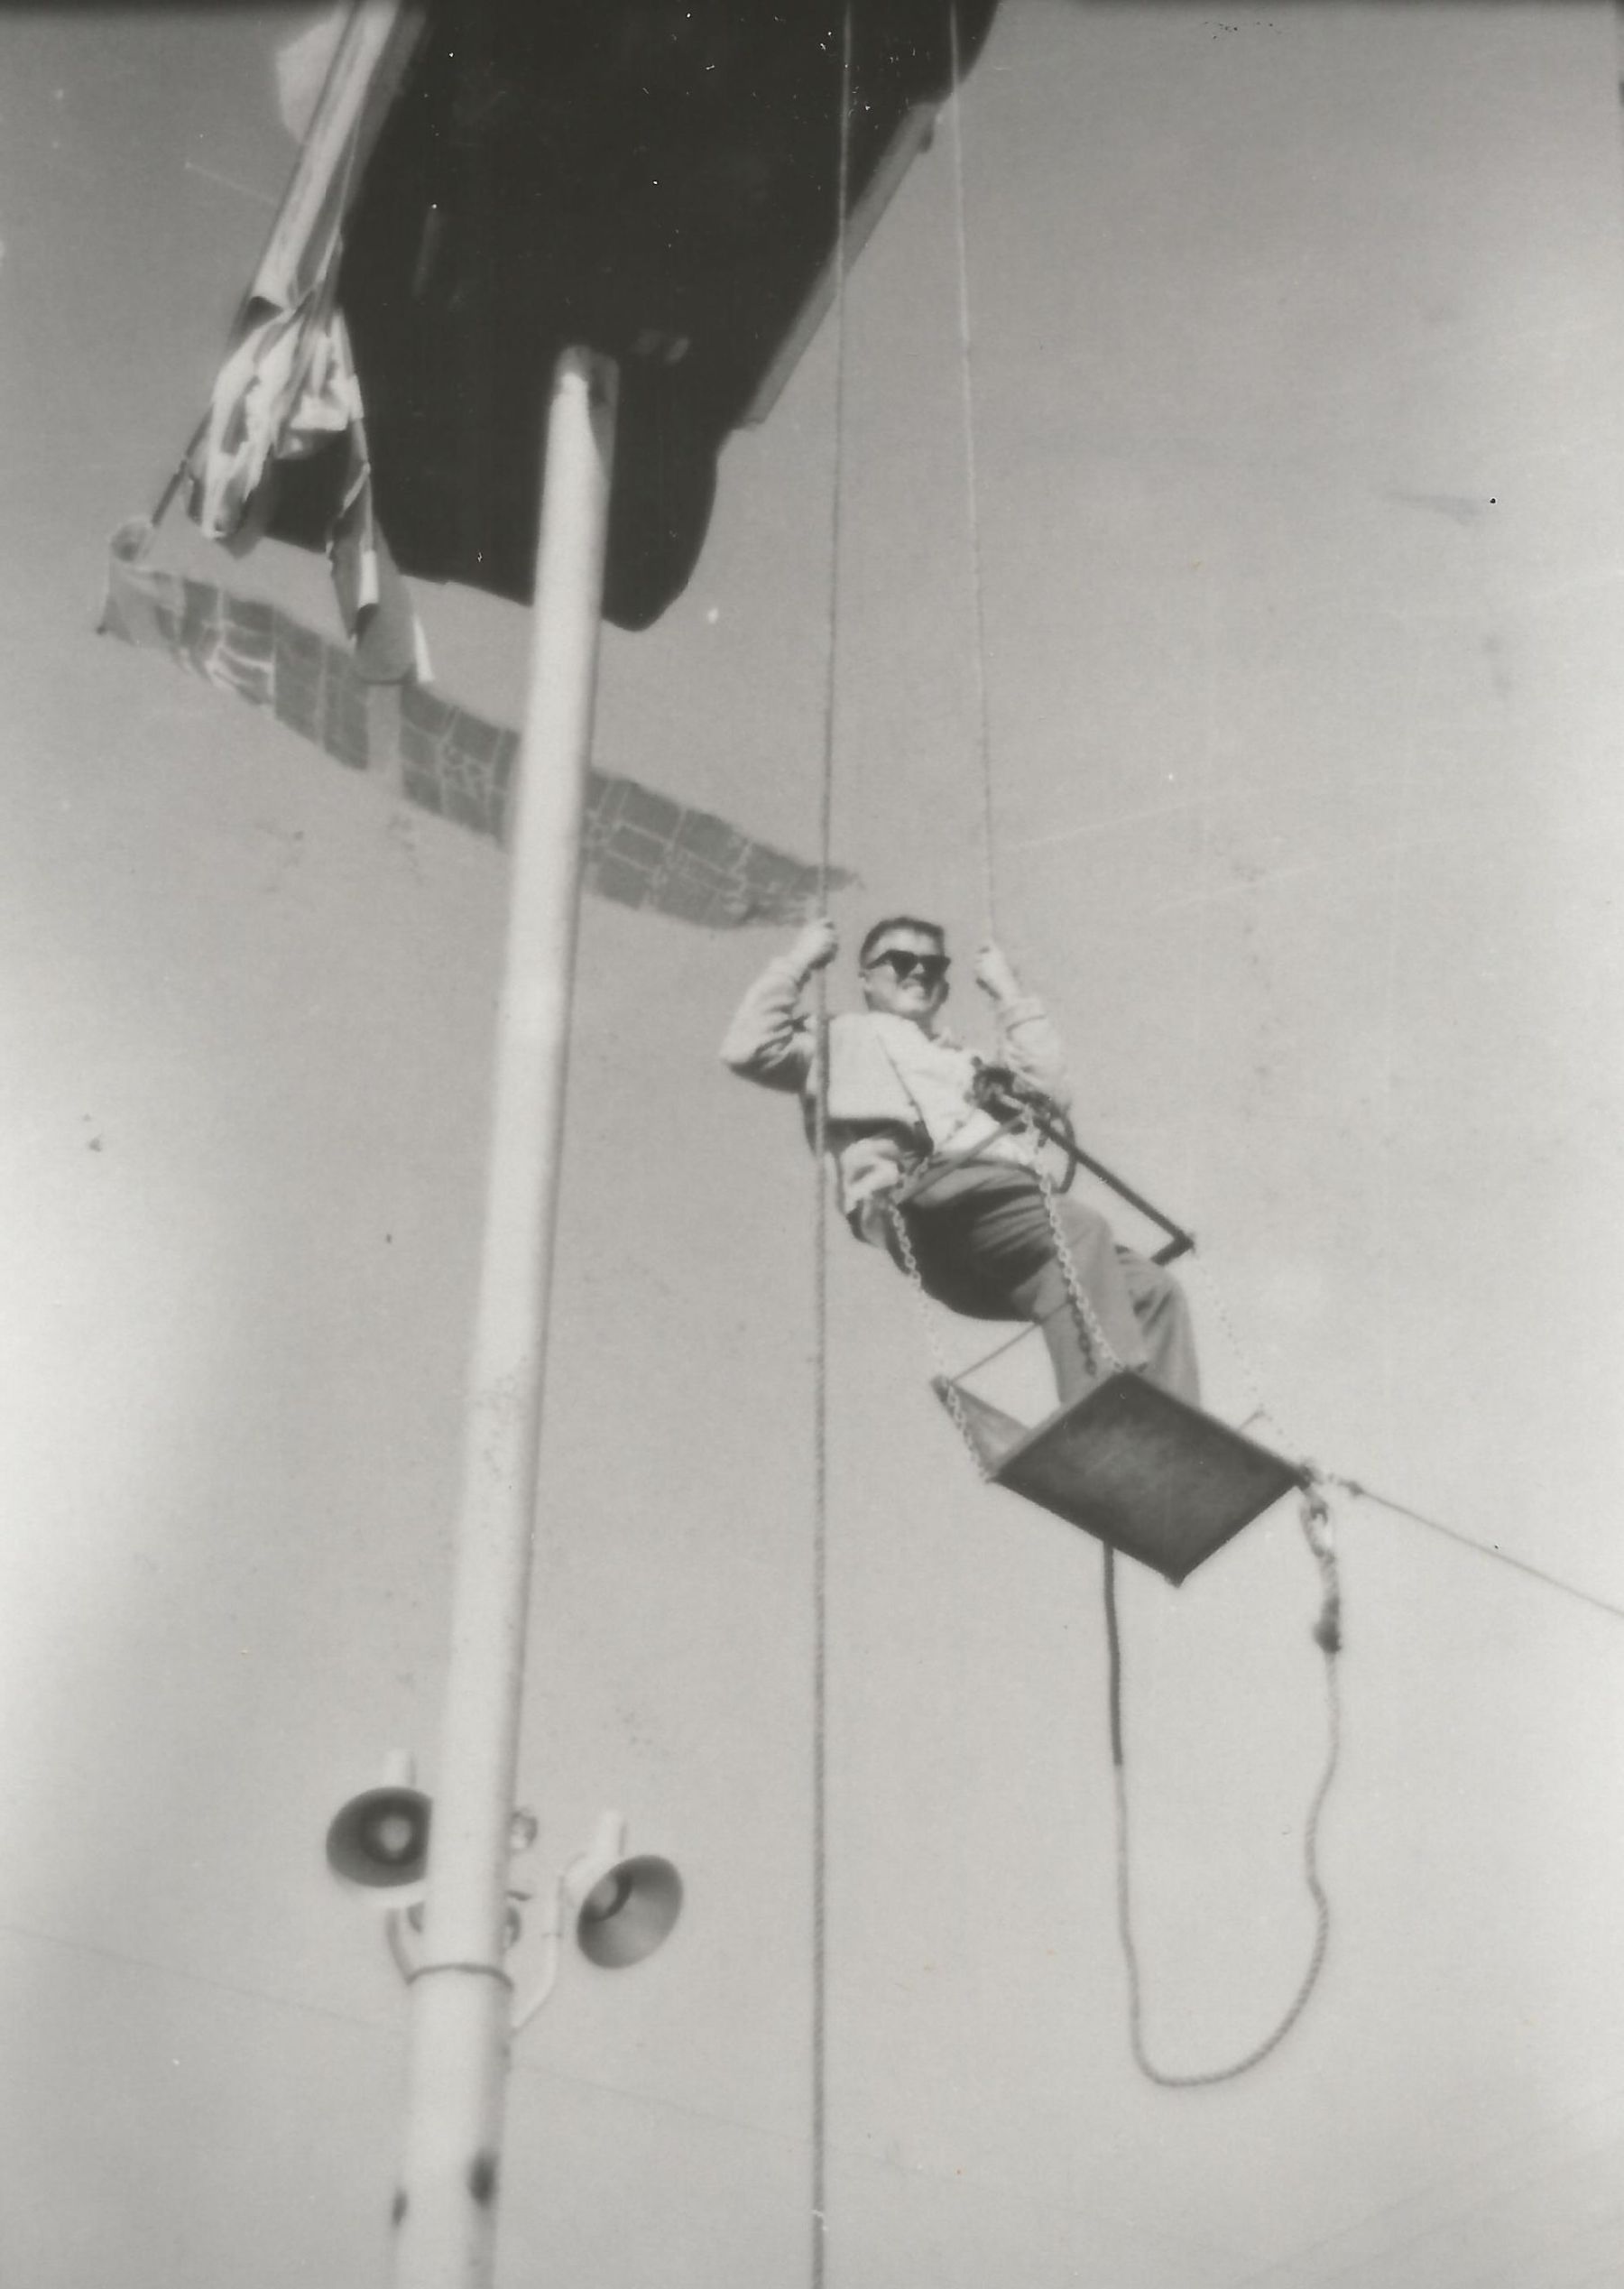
[888,1123,1123,1465]
[883,1200,992,1474]
[1176,1247,1349,1613]
[1027,1122,1122,1382]
[1185,1250,1314,1469]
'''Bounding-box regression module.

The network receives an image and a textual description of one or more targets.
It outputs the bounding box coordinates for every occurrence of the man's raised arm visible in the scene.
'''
[974,942,1073,1111]
[719,918,839,1093]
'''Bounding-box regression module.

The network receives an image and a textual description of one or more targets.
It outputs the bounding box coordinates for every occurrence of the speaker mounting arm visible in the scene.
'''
[328,1783,683,2028]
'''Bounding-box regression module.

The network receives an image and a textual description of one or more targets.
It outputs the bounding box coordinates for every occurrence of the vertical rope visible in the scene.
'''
[946,0,998,941]
[1102,1547,1126,1767]
[818,9,854,921]
[810,16,854,2282]
[809,983,831,2289]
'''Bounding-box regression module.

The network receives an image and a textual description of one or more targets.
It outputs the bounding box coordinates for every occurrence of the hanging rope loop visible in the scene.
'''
[1027,1116,1122,1383]
[1107,1487,1343,2090]
[883,1198,993,1474]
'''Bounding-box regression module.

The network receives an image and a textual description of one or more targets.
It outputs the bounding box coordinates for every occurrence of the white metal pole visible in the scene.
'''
[389,345,619,2289]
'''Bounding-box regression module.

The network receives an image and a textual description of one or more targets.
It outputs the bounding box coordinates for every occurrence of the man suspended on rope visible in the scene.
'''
[721,915,1199,1409]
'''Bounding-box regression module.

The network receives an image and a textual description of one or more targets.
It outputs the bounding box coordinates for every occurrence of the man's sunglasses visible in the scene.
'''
[865,949,950,985]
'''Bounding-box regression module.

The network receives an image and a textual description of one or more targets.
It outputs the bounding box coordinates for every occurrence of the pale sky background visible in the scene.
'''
[3,5,1624,2284]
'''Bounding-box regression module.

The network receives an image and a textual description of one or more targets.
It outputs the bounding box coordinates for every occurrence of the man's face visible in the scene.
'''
[860,928,951,1026]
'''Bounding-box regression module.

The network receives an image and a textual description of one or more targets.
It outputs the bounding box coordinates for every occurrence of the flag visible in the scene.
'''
[101,522,847,928]
[184,2,430,680]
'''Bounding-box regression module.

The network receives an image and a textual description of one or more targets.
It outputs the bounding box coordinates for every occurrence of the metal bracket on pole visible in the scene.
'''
[379,1805,682,2031]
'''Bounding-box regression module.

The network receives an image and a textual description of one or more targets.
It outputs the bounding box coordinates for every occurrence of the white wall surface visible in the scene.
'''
[2,5,1622,2284]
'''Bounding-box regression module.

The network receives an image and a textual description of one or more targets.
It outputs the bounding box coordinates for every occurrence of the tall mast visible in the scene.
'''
[389,347,618,2289]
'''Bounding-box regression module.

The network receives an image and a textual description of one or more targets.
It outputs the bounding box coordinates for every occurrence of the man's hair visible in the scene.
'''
[858,915,947,967]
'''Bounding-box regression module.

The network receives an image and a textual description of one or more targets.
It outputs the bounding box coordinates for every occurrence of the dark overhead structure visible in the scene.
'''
[267,0,1002,631]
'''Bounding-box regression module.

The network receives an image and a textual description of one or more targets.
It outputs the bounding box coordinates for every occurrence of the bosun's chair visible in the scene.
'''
[895,1077,1306,1586]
